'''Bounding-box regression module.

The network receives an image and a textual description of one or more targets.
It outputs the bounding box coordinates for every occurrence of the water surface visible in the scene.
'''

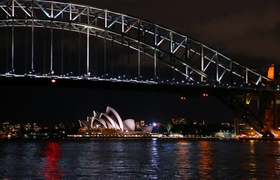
[0,138,280,179]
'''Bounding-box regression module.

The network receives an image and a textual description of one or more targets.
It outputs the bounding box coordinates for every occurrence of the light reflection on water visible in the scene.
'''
[149,138,159,179]
[37,141,63,180]
[248,140,257,173]
[276,141,280,177]
[175,140,191,179]
[198,141,214,179]
[0,139,280,179]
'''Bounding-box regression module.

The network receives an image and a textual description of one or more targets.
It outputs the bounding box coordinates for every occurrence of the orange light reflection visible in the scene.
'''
[175,140,190,179]
[198,141,213,178]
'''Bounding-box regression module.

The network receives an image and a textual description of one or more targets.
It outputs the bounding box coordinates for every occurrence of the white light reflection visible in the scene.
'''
[148,138,159,179]
[248,140,257,173]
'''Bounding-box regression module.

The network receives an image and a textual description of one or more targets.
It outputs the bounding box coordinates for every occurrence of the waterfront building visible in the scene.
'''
[24,123,32,131]
[2,121,10,132]
[78,106,153,136]
[33,123,41,132]
[234,118,260,137]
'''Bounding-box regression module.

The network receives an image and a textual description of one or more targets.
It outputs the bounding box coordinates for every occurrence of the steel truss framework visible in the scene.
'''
[0,0,272,86]
[0,0,279,135]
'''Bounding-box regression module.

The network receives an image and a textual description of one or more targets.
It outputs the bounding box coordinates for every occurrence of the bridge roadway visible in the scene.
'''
[0,75,271,97]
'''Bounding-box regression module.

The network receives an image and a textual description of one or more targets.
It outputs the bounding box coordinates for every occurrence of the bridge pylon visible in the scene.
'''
[216,64,280,137]
[263,64,280,136]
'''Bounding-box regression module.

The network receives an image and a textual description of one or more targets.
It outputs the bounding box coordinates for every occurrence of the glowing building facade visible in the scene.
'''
[78,106,153,133]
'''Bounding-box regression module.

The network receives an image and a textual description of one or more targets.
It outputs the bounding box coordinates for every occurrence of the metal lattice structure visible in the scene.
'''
[0,0,273,88]
[1,0,279,136]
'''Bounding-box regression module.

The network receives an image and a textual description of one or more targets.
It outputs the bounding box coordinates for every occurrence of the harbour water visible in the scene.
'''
[0,138,280,179]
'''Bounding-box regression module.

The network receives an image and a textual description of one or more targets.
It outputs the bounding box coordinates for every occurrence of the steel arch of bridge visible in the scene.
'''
[1,0,280,136]
[0,0,272,88]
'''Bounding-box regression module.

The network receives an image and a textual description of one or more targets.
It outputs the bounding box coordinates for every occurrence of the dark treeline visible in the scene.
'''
[154,123,234,136]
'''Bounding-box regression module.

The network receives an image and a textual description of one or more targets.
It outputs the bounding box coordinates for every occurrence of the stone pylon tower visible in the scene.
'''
[265,64,280,131]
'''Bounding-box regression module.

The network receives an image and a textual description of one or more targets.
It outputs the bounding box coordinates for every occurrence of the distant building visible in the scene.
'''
[140,120,145,127]
[234,118,256,137]
[172,118,186,125]
[33,123,41,132]
[2,121,9,132]
[24,123,32,131]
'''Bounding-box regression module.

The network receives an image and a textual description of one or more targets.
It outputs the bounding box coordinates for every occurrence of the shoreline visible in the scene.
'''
[2,134,280,141]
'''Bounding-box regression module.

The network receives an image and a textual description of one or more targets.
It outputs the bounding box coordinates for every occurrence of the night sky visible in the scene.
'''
[1,0,280,127]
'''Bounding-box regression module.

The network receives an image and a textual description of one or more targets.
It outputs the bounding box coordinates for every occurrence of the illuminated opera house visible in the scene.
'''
[77,106,153,137]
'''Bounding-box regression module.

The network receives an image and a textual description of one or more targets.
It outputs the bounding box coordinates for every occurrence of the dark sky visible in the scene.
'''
[1,0,280,127]
[2,85,233,127]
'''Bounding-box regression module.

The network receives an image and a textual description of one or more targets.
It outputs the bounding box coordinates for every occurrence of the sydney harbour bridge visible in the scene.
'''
[1,0,280,137]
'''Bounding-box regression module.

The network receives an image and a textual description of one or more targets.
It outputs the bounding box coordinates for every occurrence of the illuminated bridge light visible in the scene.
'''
[51,78,56,83]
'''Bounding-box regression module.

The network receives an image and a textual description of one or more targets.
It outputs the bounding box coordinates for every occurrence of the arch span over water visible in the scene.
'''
[0,0,272,89]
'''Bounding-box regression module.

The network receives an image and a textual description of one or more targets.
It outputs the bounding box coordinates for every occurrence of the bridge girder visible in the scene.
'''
[0,0,272,88]
[0,0,279,136]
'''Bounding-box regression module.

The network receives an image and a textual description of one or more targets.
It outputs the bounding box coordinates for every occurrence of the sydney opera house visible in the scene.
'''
[77,106,153,137]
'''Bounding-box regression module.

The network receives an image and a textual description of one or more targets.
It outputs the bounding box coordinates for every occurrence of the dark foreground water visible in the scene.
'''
[0,138,280,180]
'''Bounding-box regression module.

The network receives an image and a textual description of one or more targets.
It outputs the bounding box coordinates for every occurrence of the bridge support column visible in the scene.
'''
[263,93,280,131]
[217,91,278,137]
[87,27,90,76]
[264,64,280,134]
